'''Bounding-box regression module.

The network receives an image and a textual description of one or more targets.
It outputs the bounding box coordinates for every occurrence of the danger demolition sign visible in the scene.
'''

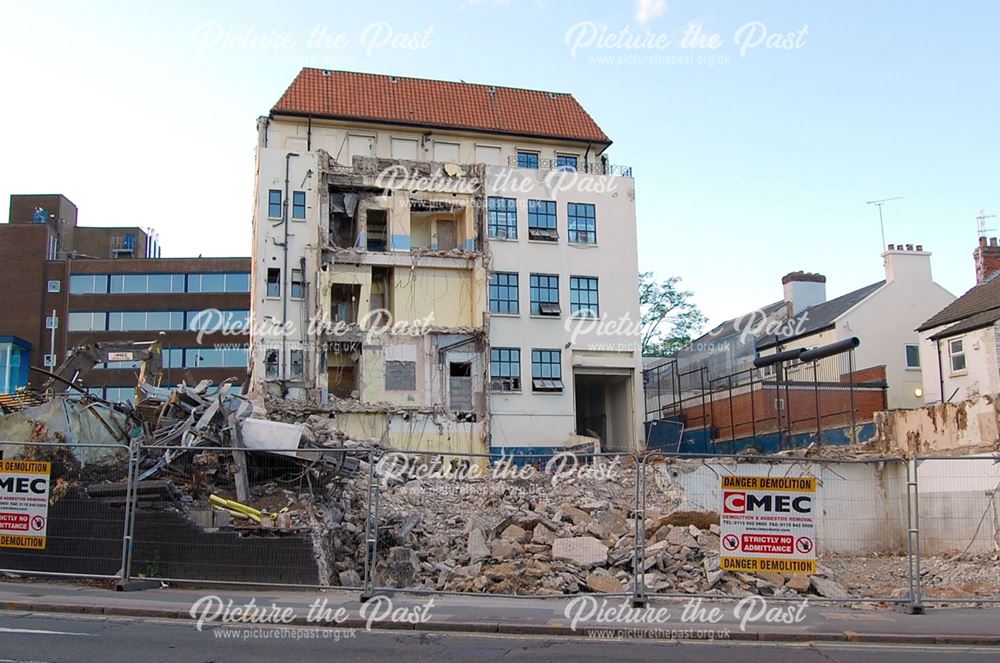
[719,475,816,574]
[0,459,51,550]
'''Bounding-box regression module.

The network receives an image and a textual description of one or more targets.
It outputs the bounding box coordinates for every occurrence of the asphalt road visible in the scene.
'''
[0,612,997,663]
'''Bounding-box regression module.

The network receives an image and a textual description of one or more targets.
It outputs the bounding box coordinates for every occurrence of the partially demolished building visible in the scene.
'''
[250,69,643,454]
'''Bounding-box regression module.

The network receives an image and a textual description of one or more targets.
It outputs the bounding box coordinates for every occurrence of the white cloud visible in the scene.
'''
[634,0,666,23]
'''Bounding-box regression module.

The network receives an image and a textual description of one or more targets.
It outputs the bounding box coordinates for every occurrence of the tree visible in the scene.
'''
[639,272,707,357]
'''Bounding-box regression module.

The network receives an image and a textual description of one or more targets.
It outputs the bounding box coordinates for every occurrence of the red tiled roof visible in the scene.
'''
[271,69,611,145]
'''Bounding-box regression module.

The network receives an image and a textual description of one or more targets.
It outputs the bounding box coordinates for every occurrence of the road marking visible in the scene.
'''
[0,626,93,636]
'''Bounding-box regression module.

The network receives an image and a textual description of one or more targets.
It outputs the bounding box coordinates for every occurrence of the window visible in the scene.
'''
[949,338,966,373]
[289,350,304,378]
[568,202,596,244]
[517,151,539,169]
[291,269,305,299]
[489,272,519,314]
[69,274,108,294]
[265,349,279,378]
[556,154,578,171]
[268,190,282,218]
[529,273,560,316]
[475,145,501,166]
[186,273,225,293]
[490,347,521,392]
[292,191,306,220]
[106,311,184,332]
[905,344,920,369]
[527,200,558,241]
[147,274,186,293]
[187,310,250,332]
[385,360,416,391]
[390,137,418,160]
[531,349,563,391]
[266,268,281,298]
[570,276,599,317]
[347,134,375,160]
[67,312,106,332]
[433,141,460,162]
[487,197,517,239]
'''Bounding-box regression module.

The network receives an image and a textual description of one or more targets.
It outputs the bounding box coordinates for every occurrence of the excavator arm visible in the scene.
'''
[42,340,163,395]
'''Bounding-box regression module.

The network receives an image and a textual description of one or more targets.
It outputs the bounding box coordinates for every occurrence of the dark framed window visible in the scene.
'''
[292,191,306,220]
[556,155,578,171]
[568,202,596,244]
[268,190,282,218]
[570,276,599,317]
[528,200,558,241]
[529,273,560,316]
[487,197,517,239]
[905,344,920,368]
[531,348,563,391]
[517,151,539,169]
[489,272,519,314]
[265,349,279,378]
[266,268,281,298]
[291,269,305,299]
[490,347,521,392]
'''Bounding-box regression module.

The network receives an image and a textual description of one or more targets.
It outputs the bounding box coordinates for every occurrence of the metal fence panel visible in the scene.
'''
[641,453,913,603]
[127,445,369,588]
[0,440,132,580]
[914,454,1000,603]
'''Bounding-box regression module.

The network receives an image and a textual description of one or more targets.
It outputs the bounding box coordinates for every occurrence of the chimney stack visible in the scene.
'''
[974,236,1000,283]
[782,271,827,315]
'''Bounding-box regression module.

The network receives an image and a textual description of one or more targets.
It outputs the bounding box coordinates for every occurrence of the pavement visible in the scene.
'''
[0,579,999,646]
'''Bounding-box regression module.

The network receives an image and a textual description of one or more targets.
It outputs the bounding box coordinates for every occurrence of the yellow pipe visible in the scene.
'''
[209,494,262,520]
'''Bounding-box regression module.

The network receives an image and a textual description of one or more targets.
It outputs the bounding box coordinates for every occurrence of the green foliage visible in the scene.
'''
[639,272,707,357]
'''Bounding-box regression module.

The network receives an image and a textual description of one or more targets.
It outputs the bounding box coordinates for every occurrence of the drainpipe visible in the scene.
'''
[935,338,945,404]
[307,116,312,151]
[584,143,591,173]
[282,152,299,380]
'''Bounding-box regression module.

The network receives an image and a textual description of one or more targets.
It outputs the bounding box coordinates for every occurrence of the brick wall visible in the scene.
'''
[680,381,887,441]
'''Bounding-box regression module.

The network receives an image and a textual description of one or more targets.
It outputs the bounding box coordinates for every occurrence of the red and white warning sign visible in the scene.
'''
[719,475,816,574]
[0,459,51,550]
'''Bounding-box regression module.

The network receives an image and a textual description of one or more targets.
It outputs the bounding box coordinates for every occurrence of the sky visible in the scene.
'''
[1,0,997,330]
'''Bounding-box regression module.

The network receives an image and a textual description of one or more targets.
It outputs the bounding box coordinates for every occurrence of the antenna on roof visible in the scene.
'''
[866,196,903,253]
[976,209,997,238]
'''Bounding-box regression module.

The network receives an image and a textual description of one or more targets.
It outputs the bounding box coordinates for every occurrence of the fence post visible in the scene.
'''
[631,453,648,607]
[905,458,925,614]
[117,442,137,584]
[361,449,381,602]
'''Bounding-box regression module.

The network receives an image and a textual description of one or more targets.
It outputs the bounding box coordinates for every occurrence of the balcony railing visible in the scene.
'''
[505,156,633,177]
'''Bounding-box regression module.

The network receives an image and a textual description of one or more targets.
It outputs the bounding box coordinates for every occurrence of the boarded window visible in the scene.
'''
[433,141,460,162]
[391,138,418,159]
[385,360,416,391]
[449,362,473,411]
[475,145,501,166]
[347,135,375,161]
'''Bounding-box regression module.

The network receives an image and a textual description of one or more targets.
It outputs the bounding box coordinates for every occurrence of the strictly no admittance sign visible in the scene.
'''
[0,459,51,550]
[719,475,816,574]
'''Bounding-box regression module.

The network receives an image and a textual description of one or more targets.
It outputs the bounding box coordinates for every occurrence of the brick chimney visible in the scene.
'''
[974,236,1000,283]
[782,271,827,315]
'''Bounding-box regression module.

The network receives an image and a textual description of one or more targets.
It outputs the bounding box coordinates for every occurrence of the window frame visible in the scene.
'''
[527,199,558,241]
[531,348,563,392]
[517,150,539,169]
[487,196,518,239]
[904,343,921,369]
[489,272,520,315]
[567,202,597,244]
[569,275,600,318]
[267,189,282,219]
[291,269,305,299]
[291,191,306,220]
[556,154,579,172]
[948,338,966,374]
[529,273,561,316]
[266,268,281,298]
[490,347,521,392]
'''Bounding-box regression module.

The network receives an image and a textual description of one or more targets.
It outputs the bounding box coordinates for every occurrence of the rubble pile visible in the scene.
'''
[369,458,852,597]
